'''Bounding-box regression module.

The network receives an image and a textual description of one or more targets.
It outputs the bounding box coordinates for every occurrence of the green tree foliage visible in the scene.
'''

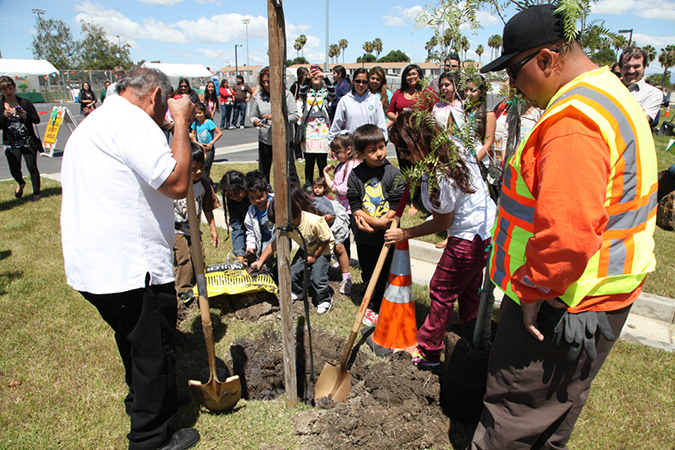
[643,45,657,64]
[646,71,671,89]
[579,21,616,56]
[356,54,377,63]
[487,34,502,60]
[78,21,133,70]
[297,35,307,57]
[373,38,383,58]
[590,47,617,67]
[476,44,484,62]
[31,16,79,69]
[291,57,309,66]
[659,46,675,90]
[377,50,411,63]
[293,41,302,58]
[416,0,480,65]
[329,44,340,63]
[338,39,348,64]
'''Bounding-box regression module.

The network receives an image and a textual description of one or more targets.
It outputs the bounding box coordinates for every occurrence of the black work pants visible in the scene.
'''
[5,145,40,195]
[81,277,177,450]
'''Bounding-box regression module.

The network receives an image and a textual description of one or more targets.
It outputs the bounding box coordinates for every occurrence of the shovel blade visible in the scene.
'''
[188,375,242,412]
[314,362,352,402]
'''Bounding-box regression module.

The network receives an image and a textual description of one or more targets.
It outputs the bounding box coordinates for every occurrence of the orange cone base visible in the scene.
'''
[372,299,418,350]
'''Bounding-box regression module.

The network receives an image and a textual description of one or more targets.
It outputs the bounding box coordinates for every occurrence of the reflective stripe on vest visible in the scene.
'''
[490,69,657,307]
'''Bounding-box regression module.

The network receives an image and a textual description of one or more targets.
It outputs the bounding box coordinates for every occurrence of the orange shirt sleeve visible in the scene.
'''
[510,108,611,304]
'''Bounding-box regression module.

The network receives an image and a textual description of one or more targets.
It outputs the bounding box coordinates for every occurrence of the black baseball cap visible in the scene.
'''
[481,4,567,73]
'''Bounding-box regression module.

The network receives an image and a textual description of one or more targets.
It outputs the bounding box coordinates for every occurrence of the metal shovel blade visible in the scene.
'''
[314,362,352,402]
[188,375,242,413]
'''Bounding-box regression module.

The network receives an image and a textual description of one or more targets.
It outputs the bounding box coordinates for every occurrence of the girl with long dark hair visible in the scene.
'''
[386,110,496,367]
[200,81,218,119]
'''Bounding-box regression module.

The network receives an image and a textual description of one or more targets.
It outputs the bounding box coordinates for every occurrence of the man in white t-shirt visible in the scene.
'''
[61,68,200,450]
[620,47,663,125]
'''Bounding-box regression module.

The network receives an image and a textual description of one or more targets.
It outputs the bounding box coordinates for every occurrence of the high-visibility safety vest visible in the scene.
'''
[490,67,657,308]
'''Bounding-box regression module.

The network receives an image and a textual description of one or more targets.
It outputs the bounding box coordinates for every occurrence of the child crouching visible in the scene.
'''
[173,143,221,304]
[250,190,335,314]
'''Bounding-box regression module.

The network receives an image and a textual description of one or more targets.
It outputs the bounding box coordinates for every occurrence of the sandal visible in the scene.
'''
[435,238,448,249]
[15,183,26,199]
[407,205,419,216]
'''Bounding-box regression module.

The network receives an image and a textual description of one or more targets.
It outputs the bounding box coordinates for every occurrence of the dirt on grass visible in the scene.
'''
[179,287,489,449]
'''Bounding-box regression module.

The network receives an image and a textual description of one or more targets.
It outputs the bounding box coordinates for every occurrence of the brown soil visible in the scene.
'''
[181,286,492,449]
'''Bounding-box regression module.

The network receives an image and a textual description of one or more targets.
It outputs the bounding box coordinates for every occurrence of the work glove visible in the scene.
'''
[552,309,615,361]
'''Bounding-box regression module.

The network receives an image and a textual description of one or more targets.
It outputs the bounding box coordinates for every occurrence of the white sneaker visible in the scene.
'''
[317,298,333,314]
[229,126,235,130]
[240,125,244,129]
[292,292,302,302]
[339,278,352,295]
[362,309,378,327]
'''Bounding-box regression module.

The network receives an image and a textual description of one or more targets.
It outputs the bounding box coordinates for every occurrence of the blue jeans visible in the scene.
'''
[220,102,233,128]
[291,251,331,304]
[232,101,247,127]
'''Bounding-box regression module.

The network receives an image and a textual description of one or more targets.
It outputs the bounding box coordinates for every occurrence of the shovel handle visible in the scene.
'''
[338,183,410,370]
[186,178,220,383]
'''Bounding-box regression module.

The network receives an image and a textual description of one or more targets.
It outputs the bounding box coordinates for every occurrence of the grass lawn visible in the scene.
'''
[0,136,674,449]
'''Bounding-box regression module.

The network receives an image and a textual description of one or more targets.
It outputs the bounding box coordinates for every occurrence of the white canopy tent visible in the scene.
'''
[0,59,58,77]
[141,62,212,78]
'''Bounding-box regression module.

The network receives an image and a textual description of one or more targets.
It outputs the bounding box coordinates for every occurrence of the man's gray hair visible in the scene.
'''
[116,68,172,104]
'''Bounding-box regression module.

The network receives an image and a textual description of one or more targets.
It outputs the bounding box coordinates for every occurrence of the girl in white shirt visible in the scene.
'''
[385,110,496,368]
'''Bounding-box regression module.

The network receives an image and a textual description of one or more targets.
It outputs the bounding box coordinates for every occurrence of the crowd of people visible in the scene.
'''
[46,4,665,448]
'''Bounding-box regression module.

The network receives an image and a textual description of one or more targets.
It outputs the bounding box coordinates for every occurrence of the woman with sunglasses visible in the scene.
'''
[328,68,387,142]
[177,78,199,104]
[387,64,437,215]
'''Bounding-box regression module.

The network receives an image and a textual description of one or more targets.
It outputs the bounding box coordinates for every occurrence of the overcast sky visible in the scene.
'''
[1,0,673,75]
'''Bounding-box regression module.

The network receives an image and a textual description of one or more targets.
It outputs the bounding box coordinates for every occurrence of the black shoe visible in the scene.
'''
[157,428,200,450]
[15,183,25,198]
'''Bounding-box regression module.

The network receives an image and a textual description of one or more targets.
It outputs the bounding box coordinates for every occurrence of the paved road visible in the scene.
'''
[0,102,261,181]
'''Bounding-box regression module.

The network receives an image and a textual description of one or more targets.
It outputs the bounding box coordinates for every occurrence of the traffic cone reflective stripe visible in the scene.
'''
[372,240,417,350]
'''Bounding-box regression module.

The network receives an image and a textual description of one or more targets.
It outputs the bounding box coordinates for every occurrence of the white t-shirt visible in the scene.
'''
[420,150,496,242]
[628,78,662,121]
[61,95,177,294]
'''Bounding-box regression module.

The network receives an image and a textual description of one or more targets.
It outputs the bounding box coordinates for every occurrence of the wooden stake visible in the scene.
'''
[267,0,297,406]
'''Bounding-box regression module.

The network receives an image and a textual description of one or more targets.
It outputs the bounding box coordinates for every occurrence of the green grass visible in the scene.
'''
[1,144,675,449]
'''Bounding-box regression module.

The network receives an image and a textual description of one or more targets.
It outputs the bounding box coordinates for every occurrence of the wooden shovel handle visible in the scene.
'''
[186,178,219,382]
[338,183,410,370]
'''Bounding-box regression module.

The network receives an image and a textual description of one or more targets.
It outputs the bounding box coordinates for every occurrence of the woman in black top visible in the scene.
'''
[78,82,97,117]
[0,76,41,201]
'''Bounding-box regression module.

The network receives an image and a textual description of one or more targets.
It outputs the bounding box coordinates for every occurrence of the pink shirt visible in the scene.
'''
[332,158,360,213]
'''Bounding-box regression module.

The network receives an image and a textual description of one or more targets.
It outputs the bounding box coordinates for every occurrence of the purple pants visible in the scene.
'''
[417,235,490,362]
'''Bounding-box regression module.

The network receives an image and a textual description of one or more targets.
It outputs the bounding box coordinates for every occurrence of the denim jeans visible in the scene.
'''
[232,101,247,127]
[220,102,233,128]
[291,250,331,304]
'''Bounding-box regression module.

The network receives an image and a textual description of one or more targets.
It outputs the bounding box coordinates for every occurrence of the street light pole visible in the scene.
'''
[235,44,242,79]
[618,29,633,48]
[32,8,46,59]
[242,19,250,84]
[325,0,329,72]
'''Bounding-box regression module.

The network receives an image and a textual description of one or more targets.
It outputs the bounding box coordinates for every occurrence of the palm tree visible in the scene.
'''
[363,41,374,57]
[658,45,675,91]
[298,34,307,57]
[338,39,348,64]
[425,36,438,61]
[460,36,470,61]
[643,45,657,64]
[487,34,502,60]
[373,38,383,59]
[329,44,340,64]
[476,44,484,62]
[293,40,302,58]
[612,35,627,53]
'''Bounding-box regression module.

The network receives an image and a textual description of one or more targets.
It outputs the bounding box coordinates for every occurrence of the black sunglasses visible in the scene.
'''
[179,84,188,88]
[505,48,558,80]
[353,79,368,85]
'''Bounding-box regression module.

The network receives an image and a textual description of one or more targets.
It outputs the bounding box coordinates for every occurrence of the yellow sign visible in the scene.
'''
[43,108,64,145]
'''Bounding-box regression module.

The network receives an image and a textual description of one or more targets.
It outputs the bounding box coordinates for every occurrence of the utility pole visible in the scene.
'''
[242,19,251,83]
[235,44,242,79]
[32,8,46,59]
[325,0,329,72]
[618,29,633,48]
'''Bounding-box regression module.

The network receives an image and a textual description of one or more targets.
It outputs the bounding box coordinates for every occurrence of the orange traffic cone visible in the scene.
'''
[367,240,417,356]
[666,108,670,118]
